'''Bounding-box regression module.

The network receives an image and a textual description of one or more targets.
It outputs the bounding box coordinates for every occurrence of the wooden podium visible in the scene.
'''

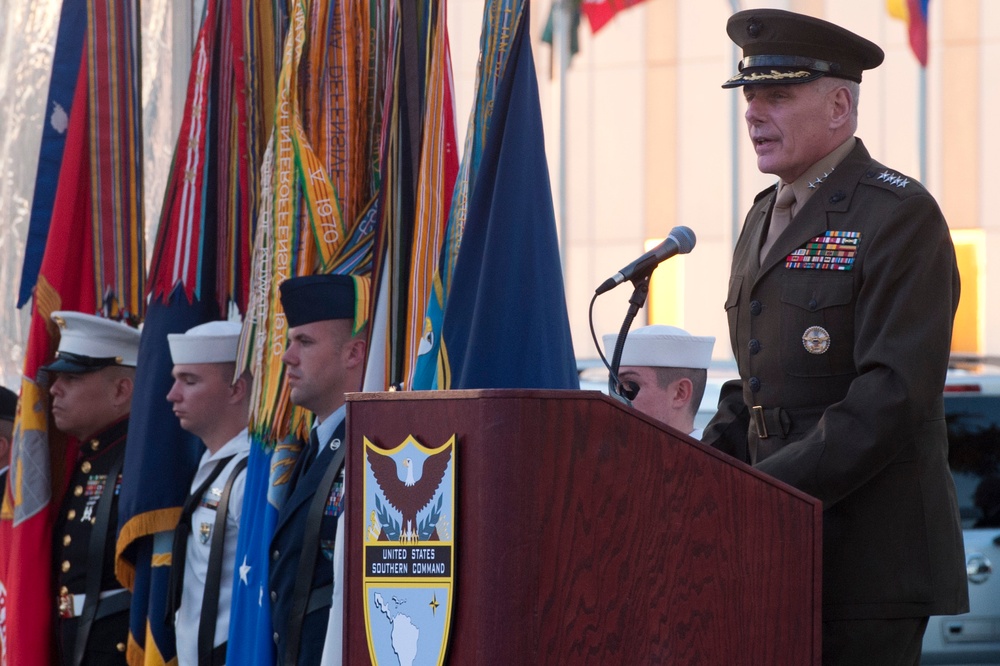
[344,390,821,664]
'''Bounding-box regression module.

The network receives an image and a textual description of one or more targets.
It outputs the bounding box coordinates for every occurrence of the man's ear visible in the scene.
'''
[230,372,251,403]
[344,337,368,370]
[829,85,853,128]
[113,375,135,407]
[673,377,694,409]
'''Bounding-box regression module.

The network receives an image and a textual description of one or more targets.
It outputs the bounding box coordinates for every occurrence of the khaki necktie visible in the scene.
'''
[760,182,796,261]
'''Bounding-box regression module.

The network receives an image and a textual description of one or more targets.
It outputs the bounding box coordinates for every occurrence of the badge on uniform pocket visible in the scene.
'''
[199,522,212,544]
[802,326,831,354]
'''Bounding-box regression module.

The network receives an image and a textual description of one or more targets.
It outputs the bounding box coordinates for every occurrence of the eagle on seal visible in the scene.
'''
[367,443,452,542]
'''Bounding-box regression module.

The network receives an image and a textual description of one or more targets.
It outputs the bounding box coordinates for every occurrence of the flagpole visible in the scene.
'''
[729,0,742,249]
[555,0,570,275]
[918,66,927,183]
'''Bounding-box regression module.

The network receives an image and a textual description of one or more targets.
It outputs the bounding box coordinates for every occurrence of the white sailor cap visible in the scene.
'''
[168,320,243,364]
[603,325,715,370]
[42,311,141,373]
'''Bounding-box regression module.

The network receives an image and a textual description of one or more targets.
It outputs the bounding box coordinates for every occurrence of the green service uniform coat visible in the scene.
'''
[704,139,969,621]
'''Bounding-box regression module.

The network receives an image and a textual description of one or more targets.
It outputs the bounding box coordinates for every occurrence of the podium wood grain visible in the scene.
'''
[345,390,821,664]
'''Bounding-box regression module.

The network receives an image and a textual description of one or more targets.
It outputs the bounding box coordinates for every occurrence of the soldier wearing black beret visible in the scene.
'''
[705,9,969,664]
[269,274,369,666]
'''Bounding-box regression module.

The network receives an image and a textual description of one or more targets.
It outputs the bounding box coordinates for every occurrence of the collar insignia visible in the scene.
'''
[807,169,834,189]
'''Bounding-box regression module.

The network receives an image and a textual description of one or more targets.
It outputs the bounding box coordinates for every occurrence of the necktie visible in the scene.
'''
[760,182,796,261]
[303,428,320,473]
[289,428,321,492]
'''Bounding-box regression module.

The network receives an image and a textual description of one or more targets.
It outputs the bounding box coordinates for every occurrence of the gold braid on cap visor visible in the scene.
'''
[727,69,814,83]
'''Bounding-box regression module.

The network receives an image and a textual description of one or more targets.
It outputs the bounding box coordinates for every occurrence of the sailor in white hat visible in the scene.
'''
[43,311,141,664]
[164,320,251,666]
[603,325,716,439]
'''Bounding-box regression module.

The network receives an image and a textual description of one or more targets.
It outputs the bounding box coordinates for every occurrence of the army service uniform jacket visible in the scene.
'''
[703,139,969,621]
[54,417,131,664]
[269,416,346,665]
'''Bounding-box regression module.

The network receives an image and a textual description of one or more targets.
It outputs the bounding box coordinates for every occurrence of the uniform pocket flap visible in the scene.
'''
[725,275,744,309]
[780,278,853,311]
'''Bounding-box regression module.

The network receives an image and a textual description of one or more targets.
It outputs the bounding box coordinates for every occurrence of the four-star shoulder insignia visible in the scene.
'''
[875,170,910,188]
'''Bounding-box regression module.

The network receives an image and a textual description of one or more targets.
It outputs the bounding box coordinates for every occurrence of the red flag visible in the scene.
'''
[887,0,929,67]
[1,51,97,666]
[581,0,649,34]
[0,2,144,663]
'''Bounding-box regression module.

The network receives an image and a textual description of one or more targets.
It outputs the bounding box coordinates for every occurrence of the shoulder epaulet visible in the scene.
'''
[753,183,777,203]
[860,163,927,198]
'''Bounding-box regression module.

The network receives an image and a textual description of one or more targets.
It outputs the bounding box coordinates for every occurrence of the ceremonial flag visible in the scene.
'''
[437,1,578,390]
[362,0,458,392]
[116,293,215,665]
[887,0,929,66]
[17,0,87,308]
[581,0,649,34]
[115,0,259,662]
[1,2,145,663]
[229,1,381,662]
[410,0,521,391]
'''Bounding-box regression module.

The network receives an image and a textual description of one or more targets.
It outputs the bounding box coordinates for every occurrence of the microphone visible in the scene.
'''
[595,226,696,295]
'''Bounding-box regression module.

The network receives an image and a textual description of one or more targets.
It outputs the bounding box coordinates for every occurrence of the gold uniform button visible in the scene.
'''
[81,461,92,474]
[90,517,97,525]
[67,510,76,520]
[61,560,71,572]
[117,642,126,652]
[73,486,83,497]
[90,439,100,451]
[60,586,69,595]
[63,535,71,546]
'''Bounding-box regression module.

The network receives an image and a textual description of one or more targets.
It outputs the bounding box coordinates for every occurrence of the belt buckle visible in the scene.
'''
[752,405,769,439]
[57,591,74,619]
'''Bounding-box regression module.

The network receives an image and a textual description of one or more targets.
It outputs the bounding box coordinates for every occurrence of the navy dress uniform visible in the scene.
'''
[44,311,141,665]
[165,321,250,666]
[269,275,362,666]
[705,9,969,662]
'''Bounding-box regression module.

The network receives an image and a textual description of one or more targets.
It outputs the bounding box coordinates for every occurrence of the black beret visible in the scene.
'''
[723,9,884,89]
[279,274,358,328]
[0,386,16,423]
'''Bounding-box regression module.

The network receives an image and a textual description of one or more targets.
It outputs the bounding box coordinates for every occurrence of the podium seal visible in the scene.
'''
[363,435,455,666]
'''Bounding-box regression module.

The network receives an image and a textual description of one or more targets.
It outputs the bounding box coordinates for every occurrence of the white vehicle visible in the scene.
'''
[922,360,1000,665]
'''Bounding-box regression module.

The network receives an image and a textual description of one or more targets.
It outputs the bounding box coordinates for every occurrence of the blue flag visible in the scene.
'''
[116,287,216,663]
[439,6,579,390]
[18,0,86,307]
[225,438,290,666]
